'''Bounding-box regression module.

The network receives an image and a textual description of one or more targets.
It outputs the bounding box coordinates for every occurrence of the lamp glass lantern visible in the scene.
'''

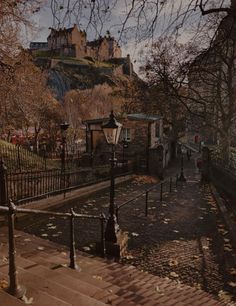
[102,111,122,145]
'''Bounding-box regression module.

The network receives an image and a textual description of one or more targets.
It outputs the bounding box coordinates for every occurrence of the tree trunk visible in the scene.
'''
[220,131,230,164]
[34,125,41,154]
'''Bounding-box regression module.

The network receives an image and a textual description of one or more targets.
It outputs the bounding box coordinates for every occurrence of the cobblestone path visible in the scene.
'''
[17,156,236,304]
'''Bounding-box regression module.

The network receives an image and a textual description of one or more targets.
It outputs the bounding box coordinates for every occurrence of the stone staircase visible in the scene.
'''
[0,227,225,306]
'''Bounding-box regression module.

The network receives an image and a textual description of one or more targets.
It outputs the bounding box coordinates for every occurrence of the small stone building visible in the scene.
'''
[83,113,170,176]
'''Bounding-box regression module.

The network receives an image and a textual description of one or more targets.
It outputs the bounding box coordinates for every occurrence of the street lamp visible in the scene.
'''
[178,146,186,182]
[60,122,70,172]
[102,111,122,243]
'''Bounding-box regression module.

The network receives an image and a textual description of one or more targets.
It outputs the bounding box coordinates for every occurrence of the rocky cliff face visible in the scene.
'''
[34,57,135,102]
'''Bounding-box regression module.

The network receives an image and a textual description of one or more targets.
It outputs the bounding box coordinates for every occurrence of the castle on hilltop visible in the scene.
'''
[30,24,122,61]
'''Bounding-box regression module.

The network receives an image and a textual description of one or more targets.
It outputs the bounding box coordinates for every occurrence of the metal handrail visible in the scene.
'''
[0,200,107,298]
[116,175,178,220]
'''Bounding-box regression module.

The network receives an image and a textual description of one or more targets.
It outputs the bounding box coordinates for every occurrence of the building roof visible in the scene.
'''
[83,113,161,125]
[127,113,161,122]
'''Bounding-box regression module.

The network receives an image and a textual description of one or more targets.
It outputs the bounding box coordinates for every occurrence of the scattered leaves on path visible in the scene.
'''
[169,272,179,278]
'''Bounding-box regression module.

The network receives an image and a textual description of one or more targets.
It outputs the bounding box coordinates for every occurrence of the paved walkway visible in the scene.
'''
[16,154,236,304]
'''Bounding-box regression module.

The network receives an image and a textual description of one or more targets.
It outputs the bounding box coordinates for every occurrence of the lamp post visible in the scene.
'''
[178,147,186,182]
[60,122,70,173]
[102,111,122,243]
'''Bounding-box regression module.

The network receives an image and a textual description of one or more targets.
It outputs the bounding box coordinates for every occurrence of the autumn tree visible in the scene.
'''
[188,15,236,162]
[141,39,193,158]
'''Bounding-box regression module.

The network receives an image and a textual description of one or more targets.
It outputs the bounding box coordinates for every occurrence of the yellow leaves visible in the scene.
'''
[93,275,103,280]
[169,271,179,278]
[218,290,234,302]
[133,175,158,185]
[0,279,8,289]
[193,283,202,290]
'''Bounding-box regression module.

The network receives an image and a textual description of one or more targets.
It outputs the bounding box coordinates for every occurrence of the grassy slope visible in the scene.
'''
[0,140,59,172]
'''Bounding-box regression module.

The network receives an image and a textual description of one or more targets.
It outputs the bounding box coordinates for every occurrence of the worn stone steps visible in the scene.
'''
[0,227,226,306]
[0,265,106,306]
[0,288,25,305]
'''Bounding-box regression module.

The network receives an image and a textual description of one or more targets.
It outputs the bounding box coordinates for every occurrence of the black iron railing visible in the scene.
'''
[4,167,133,205]
[116,175,178,221]
[0,200,106,298]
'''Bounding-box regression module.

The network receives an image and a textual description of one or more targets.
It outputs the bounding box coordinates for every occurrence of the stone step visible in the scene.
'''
[25,263,143,306]
[0,289,25,305]
[0,271,71,306]
[16,250,225,306]
[0,265,106,306]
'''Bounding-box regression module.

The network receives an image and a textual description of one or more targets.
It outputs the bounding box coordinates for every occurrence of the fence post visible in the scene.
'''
[169,177,172,193]
[100,213,106,257]
[160,183,163,202]
[7,200,26,298]
[0,159,7,206]
[145,191,148,216]
[69,208,80,271]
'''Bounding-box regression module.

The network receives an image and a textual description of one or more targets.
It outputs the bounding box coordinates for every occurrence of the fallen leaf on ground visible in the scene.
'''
[0,279,8,289]
[131,232,139,237]
[155,285,165,295]
[228,282,236,288]
[21,295,34,304]
[37,246,45,251]
[193,283,202,290]
[169,272,179,278]
[48,226,57,230]
[82,246,91,252]
[93,275,103,280]
[168,259,178,267]
[218,290,234,302]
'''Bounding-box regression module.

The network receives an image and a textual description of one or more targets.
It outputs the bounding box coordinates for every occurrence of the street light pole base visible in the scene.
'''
[178,172,186,182]
[7,285,26,299]
[105,230,128,258]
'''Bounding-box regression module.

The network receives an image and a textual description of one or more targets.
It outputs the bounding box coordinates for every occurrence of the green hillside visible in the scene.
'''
[0,140,59,172]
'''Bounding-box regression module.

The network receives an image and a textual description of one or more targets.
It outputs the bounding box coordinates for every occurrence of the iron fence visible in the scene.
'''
[0,143,46,172]
[4,163,133,205]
